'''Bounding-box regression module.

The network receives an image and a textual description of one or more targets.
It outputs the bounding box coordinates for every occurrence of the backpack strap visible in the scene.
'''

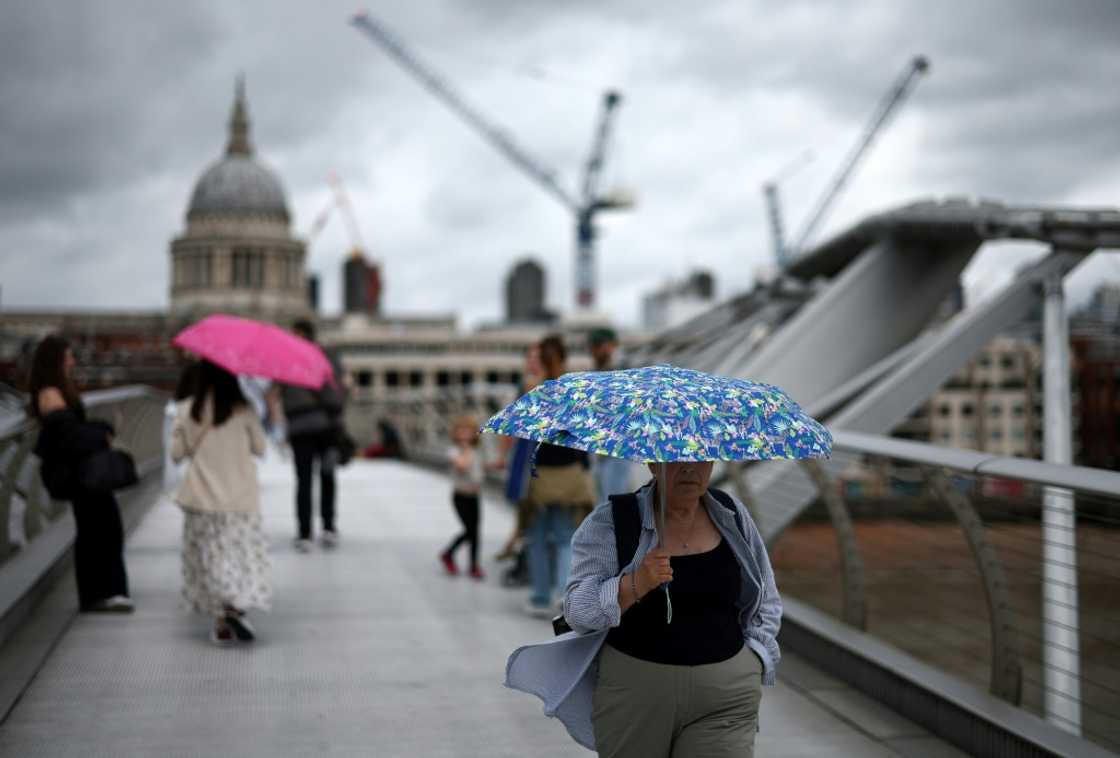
[608,492,642,570]
[709,487,748,541]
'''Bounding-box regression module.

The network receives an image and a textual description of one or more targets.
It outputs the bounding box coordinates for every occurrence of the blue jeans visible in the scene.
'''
[528,505,577,608]
[594,455,634,504]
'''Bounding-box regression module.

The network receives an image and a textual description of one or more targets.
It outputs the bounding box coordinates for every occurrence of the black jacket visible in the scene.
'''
[34,403,113,500]
[281,349,346,441]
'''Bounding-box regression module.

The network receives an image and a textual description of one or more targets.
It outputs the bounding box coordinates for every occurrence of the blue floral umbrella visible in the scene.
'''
[482,364,831,463]
[483,364,831,621]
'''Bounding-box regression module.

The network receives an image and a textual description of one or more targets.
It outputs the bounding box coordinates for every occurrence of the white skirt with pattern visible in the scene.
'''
[181,511,272,616]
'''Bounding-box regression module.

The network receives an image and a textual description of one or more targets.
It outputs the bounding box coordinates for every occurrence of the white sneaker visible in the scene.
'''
[523,600,555,619]
[320,530,339,549]
[294,538,313,553]
[88,595,134,613]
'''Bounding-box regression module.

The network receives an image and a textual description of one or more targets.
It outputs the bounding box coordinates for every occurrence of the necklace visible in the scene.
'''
[673,514,700,550]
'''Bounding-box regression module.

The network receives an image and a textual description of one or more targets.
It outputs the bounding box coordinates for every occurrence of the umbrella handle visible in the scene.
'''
[658,462,673,625]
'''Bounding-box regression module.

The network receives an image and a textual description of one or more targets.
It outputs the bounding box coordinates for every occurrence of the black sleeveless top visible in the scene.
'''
[607,538,746,666]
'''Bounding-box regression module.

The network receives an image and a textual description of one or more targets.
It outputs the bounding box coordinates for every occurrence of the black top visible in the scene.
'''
[33,401,114,501]
[607,538,747,666]
[534,442,589,468]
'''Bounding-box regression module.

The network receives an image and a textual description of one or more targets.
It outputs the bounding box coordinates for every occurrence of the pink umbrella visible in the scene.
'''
[172,314,334,389]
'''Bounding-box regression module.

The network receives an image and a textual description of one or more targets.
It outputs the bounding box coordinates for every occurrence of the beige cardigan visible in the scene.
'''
[170,399,266,514]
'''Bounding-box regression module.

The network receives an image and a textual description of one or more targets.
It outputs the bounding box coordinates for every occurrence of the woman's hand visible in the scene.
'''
[634,547,673,599]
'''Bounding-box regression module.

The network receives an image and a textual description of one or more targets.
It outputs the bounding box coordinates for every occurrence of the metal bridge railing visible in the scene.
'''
[0,386,167,567]
[753,430,1120,753]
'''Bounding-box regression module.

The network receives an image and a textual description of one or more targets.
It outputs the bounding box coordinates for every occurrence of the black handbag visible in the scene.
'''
[335,427,357,466]
[78,448,139,493]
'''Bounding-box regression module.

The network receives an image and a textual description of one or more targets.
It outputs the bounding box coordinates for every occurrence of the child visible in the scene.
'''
[440,415,485,580]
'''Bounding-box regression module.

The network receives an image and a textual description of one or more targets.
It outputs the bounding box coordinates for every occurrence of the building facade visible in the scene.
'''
[505,259,553,324]
[169,78,308,324]
[642,270,716,331]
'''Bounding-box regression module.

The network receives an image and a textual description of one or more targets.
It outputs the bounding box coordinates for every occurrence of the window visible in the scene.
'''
[938,404,952,417]
[990,429,1003,441]
[486,371,500,385]
[179,252,211,288]
[961,403,974,417]
[436,371,451,387]
[232,248,265,289]
[460,371,474,386]
[1000,355,1015,371]
[357,371,372,388]
[385,371,400,387]
[409,370,424,387]
[989,404,1002,418]
[1012,404,1025,417]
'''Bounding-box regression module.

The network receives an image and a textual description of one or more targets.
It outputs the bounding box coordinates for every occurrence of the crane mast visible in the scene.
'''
[791,55,930,255]
[350,11,630,311]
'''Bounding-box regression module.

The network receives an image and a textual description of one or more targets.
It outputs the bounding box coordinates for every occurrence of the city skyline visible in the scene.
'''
[2,0,1120,327]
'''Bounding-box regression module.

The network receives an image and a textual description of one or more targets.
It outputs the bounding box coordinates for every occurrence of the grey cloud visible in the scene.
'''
[1,0,1118,324]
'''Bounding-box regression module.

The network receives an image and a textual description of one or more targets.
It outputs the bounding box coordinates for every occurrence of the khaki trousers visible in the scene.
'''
[592,644,762,758]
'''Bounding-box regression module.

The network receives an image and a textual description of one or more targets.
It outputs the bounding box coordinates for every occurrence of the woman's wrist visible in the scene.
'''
[630,571,643,602]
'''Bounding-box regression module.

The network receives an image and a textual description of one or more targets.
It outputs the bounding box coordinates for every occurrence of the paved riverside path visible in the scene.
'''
[0,455,965,757]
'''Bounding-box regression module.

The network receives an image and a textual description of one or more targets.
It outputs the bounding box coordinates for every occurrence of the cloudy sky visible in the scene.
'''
[2,0,1119,328]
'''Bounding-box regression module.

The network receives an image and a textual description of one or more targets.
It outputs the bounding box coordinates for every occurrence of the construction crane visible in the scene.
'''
[350,11,632,310]
[761,150,814,269]
[306,171,382,314]
[778,55,930,263]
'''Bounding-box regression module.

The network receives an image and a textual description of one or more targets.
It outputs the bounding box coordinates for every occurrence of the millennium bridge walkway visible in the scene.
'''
[4,200,1120,756]
[0,454,974,757]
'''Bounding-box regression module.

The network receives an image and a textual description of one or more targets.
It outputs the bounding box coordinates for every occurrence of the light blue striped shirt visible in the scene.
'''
[505,481,782,750]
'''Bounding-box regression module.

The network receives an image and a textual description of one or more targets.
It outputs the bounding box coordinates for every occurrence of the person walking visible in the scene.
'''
[523,335,595,617]
[439,415,485,580]
[281,319,346,552]
[494,343,544,563]
[171,360,273,646]
[567,461,780,756]
[587,328,635,501]
[30,336,133,613]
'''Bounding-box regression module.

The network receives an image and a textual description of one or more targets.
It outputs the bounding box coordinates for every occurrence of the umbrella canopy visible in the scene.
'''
[482,364,831,463]
[172,314,333,390]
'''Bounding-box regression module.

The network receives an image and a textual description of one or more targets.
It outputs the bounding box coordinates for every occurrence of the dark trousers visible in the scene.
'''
[292,435,336,539]
[445,492,480,569]
[71,492,129,609]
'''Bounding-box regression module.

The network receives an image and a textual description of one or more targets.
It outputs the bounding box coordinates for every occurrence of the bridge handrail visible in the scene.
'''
[832,428,1120,498]
[0,385,168,571]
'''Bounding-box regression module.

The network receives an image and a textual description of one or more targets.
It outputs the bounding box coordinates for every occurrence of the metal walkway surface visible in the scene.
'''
[0,456,966,757]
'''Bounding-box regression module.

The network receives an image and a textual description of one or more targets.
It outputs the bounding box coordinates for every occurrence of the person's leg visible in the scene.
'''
[101,493,130,598]
[463,493,481,571]
[549,506,578,601]
[70,498,97,608]
[291,439,315,540]
[446,493,471,555]
[526,509,551,608]
[671,647,762,758]
[592,645,676,758]
[318,437,337,533]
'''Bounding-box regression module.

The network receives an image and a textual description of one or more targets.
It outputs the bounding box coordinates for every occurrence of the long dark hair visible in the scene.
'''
[27,335,80,417]
[190,360,247,427]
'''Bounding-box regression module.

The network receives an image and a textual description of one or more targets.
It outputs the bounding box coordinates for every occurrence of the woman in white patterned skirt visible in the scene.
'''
[171,360,273,646]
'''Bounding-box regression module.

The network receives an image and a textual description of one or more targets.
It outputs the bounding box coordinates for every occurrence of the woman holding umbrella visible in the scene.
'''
[169,314,334,644]
[567,461,777,756]
[488,365,831,756]
[171,360,274,645]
